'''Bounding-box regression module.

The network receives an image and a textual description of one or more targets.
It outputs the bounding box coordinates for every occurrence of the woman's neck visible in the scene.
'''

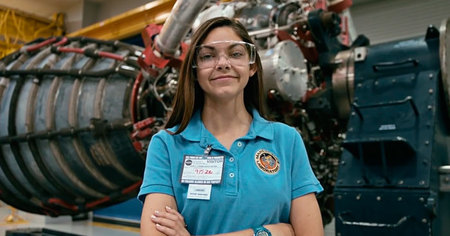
[201,99,252,149]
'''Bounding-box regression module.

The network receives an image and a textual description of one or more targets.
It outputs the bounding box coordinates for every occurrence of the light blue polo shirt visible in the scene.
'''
[138,109,323,235]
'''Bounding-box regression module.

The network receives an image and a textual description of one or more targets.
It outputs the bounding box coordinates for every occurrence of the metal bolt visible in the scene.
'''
[337,195,342,200]
[398,197,403,201]
[356,194,361,200]
[340,161,346,165]
[428,105,433,110]
[419,197,425,202]
[429,73,433,79]
[376,196,381,201]
[419,180,425,185]
[374,81,379,86]
[429,89,433,94]
[422,218,428,223]
[425,141,430,145]
[398,180,404,185]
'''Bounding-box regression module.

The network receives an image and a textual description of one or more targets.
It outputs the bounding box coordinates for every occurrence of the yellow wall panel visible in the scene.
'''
[0,5,64,58]
[68,0,175,40]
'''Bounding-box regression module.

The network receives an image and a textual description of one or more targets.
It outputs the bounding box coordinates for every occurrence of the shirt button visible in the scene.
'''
[229,157,234,162]
[229,173,235,178]
[237,142,243,147]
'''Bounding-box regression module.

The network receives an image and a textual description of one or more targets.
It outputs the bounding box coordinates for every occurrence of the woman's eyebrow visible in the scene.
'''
[200,45,215,49]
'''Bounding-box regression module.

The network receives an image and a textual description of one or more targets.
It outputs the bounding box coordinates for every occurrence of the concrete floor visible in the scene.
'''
[0,201,139,236]
[0,201,335,235]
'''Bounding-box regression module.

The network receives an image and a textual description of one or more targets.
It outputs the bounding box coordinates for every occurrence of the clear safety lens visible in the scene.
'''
[193,41,256,69]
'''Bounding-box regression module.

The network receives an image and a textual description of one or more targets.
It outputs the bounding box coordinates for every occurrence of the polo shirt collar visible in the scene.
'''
[247,108,273,140]
[179,108,273,146]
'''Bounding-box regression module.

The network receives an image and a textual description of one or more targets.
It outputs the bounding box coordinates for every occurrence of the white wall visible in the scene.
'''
[95,0,150,23]
[351,0,450,44]
[0,0,152,34]
[0,0,79,18]
[2,0,449,42]
[0,0,84,34]
[65,1,84,34]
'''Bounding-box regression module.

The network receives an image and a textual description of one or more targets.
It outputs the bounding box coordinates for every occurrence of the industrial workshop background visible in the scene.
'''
[0,0,450,235]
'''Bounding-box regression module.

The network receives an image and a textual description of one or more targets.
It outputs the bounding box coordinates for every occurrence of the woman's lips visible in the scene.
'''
[211,75,236,81]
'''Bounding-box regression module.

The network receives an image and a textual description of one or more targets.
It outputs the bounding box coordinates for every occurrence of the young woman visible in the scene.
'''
[138,17,324,236]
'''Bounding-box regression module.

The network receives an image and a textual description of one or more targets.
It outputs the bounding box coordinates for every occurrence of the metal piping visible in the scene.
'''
[155,0,208,57]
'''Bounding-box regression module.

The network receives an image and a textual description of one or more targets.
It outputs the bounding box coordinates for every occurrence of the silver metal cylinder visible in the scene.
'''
[156,0,208,57]
[260,40,308,103]
[332,49,355,120]
[439,165,450,192]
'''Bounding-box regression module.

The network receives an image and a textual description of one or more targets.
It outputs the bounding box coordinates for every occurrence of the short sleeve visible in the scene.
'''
[290,129,324,199]
[137,132,174,203]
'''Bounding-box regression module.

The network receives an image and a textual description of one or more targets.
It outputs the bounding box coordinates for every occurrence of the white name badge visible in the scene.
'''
[187,184,212,200]
[180,155,224,184]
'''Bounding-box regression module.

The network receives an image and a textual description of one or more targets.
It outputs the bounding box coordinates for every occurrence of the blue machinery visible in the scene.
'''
[334,26,450,235]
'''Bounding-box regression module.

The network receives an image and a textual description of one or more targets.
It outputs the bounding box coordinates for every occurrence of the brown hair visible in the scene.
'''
[164,17,265,134]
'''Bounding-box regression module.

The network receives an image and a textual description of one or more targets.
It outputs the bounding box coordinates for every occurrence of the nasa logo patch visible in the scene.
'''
[255,149,280,174]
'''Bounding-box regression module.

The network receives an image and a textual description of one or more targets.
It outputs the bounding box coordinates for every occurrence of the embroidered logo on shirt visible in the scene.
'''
[255,149,280,174]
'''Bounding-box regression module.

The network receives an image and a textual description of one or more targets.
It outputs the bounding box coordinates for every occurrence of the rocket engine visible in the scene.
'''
[0,1,449,234]
[0,37,145,215]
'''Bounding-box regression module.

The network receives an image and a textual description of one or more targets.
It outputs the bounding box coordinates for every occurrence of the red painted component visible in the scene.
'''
[132,140,143,152]
[26,38,58,52]
[131,117,158,151]
[138,24,188,76]
[58,47,84,54]
[53,37,69,47]
[328,0,352,13]
[278,28,319,64]
[122,181,142,194]
[98,51,124,61]
[130,73,143,123]
[340,15,350,46]
[132,128,154,140]
[85,197,111,209]
[48,198,79,212]
[302,86,322,103]
[133,117,156,130]
[315,0,328,10]
[57,47,125,61]
[85,181,141,209]
[141,24,163,47]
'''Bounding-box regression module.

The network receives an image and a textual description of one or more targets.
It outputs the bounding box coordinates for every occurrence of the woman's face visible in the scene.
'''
[195,26,256,103]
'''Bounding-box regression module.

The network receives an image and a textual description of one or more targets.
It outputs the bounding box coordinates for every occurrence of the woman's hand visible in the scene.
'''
[151,206,191,236]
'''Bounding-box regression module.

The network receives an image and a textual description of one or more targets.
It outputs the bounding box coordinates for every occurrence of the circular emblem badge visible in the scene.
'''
[255,149,280,174]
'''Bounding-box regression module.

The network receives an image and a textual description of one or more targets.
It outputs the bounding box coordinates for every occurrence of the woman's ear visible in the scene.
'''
[250,64,257,77]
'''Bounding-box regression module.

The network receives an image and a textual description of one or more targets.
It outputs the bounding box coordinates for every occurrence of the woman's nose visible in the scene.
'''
[215,54,231,69]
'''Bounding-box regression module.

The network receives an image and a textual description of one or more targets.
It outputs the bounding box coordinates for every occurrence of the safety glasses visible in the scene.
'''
[192,40,256,69]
